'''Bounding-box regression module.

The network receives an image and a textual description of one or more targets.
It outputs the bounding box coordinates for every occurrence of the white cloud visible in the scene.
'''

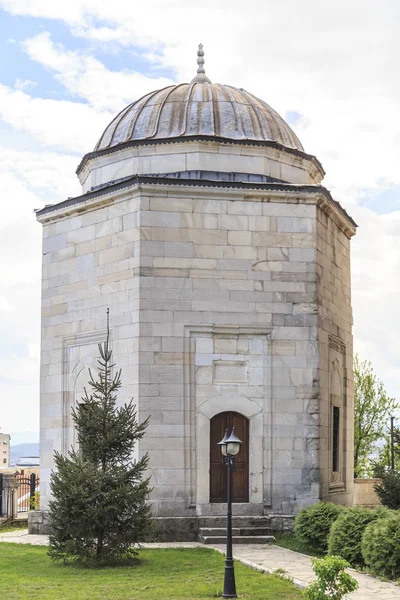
[0,146,80,200]
[351,204,400,395]
[0,0,86,26]
[21,32,173,113]
[0,83,110,153]
[0,147,80,432]
[0,31,173,160]
[0,0,399,423]
[14,78,37,91]
[0,221,40,431]
[4,0,400,194]
[0,296,13,312]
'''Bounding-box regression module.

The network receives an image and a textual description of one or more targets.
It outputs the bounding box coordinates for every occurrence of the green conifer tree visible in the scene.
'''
[48,312,152,564]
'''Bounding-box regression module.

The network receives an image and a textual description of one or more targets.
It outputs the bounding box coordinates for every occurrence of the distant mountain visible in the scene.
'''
[9,443,40,466]
[10,431,39,445]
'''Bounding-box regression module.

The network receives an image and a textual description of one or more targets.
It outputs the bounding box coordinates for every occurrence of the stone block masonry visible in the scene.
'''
[36,180,356,522]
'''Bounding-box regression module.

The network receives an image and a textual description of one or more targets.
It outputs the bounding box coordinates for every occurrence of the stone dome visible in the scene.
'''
[95,46,303,153]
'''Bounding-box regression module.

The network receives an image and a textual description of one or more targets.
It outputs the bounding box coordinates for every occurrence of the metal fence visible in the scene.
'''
[0,473,39,519]
[16,473,39,513]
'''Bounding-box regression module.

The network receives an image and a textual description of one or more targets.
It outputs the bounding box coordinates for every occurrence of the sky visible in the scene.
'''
[0,0,399,442]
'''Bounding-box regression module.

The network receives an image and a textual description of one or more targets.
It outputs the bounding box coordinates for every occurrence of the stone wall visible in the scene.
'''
[317,206,355,505]
[135,186,321,515]
[39,193,142,509]
[354,478,381,508]
[78,140,325,193]
[37,178,355,518]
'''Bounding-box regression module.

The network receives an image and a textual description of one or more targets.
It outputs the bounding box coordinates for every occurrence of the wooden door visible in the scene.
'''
[210,411,249,503]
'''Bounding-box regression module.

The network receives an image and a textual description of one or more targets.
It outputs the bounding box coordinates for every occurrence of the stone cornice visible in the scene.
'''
[35,174,356,237]
[316,195,357,238]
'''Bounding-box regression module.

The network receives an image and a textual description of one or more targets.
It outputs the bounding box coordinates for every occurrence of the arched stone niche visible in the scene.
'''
[70,355,98,448]
[182,325,272,515]
[195,394,264,511]
[62,331,107,455]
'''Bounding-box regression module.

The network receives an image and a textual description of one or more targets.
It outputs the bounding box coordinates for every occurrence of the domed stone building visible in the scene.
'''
[32,46,356,536]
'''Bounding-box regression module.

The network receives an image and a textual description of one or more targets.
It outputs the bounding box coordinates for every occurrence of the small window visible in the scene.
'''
[2,459,6,464]
[332,406,340,472]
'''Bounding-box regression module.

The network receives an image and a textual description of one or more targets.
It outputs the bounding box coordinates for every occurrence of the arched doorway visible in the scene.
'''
[210,411,249,503]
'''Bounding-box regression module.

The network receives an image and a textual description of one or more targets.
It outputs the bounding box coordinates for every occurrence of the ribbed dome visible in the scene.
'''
[95,82,304,152]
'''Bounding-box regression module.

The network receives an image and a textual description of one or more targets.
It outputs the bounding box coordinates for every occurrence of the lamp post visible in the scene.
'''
[218,427,243,599]
[391,416,395,470]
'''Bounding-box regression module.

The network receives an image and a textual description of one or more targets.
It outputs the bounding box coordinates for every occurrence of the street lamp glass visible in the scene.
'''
[218,429,229,457]
[226,427,242,456]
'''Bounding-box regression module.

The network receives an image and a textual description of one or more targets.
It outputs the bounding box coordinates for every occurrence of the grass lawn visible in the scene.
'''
[272,532,324,557]
[0,543,302,600]
[0,522,28,534]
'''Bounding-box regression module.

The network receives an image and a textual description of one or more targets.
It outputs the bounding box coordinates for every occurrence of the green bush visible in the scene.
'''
[328,506,389,567]
[294,502,343,553]
[373,470,400,509]
[303,555,358,600]
[361,511,400,579]
[29,491,40,511]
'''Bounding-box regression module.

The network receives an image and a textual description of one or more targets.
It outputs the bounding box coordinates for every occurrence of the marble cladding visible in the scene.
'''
[79,140,324,193]
[37,185,355,515]
[316,208,354,506]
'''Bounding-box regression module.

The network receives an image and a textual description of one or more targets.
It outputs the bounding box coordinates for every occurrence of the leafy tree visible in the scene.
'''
[394,425,400,453]
[372,431,400,473]
[353,354,398,478]
[48,317,152,565]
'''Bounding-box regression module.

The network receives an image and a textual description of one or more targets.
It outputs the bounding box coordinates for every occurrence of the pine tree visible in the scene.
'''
[48,312,152,564]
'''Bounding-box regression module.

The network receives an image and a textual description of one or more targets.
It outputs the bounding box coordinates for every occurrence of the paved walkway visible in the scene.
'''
[0,530,49,545]
[0,530,201,548]
[1,531,399,599]
[212,543,400,600]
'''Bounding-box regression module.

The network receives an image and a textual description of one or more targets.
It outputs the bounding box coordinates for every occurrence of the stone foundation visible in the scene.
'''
[267,514,295,532]
[149,517,200,541]
[28,512,295,539]
[28,510,51,535]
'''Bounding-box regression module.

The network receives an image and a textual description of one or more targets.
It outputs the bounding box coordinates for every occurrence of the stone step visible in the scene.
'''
[199,527,273,537]
[200,535,275,545]
[14,515,28,522]
[198,516,272,529]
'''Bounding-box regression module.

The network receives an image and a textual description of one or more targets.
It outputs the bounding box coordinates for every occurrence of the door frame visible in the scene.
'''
[209,411,250,503]
[195,394,264,511]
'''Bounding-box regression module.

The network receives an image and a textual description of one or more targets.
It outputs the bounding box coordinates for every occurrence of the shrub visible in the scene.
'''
[361,511,400,579]
[294,502,343,552]
[328,506,389,567]
[29,491,40,511]
[303,555,358,600]
[373,470,400,509]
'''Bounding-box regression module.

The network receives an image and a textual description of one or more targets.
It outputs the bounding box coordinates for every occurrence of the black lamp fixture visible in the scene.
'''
[218,427,243,599]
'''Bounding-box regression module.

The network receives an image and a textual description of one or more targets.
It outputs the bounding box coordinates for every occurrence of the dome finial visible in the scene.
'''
[191,43,212,84]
